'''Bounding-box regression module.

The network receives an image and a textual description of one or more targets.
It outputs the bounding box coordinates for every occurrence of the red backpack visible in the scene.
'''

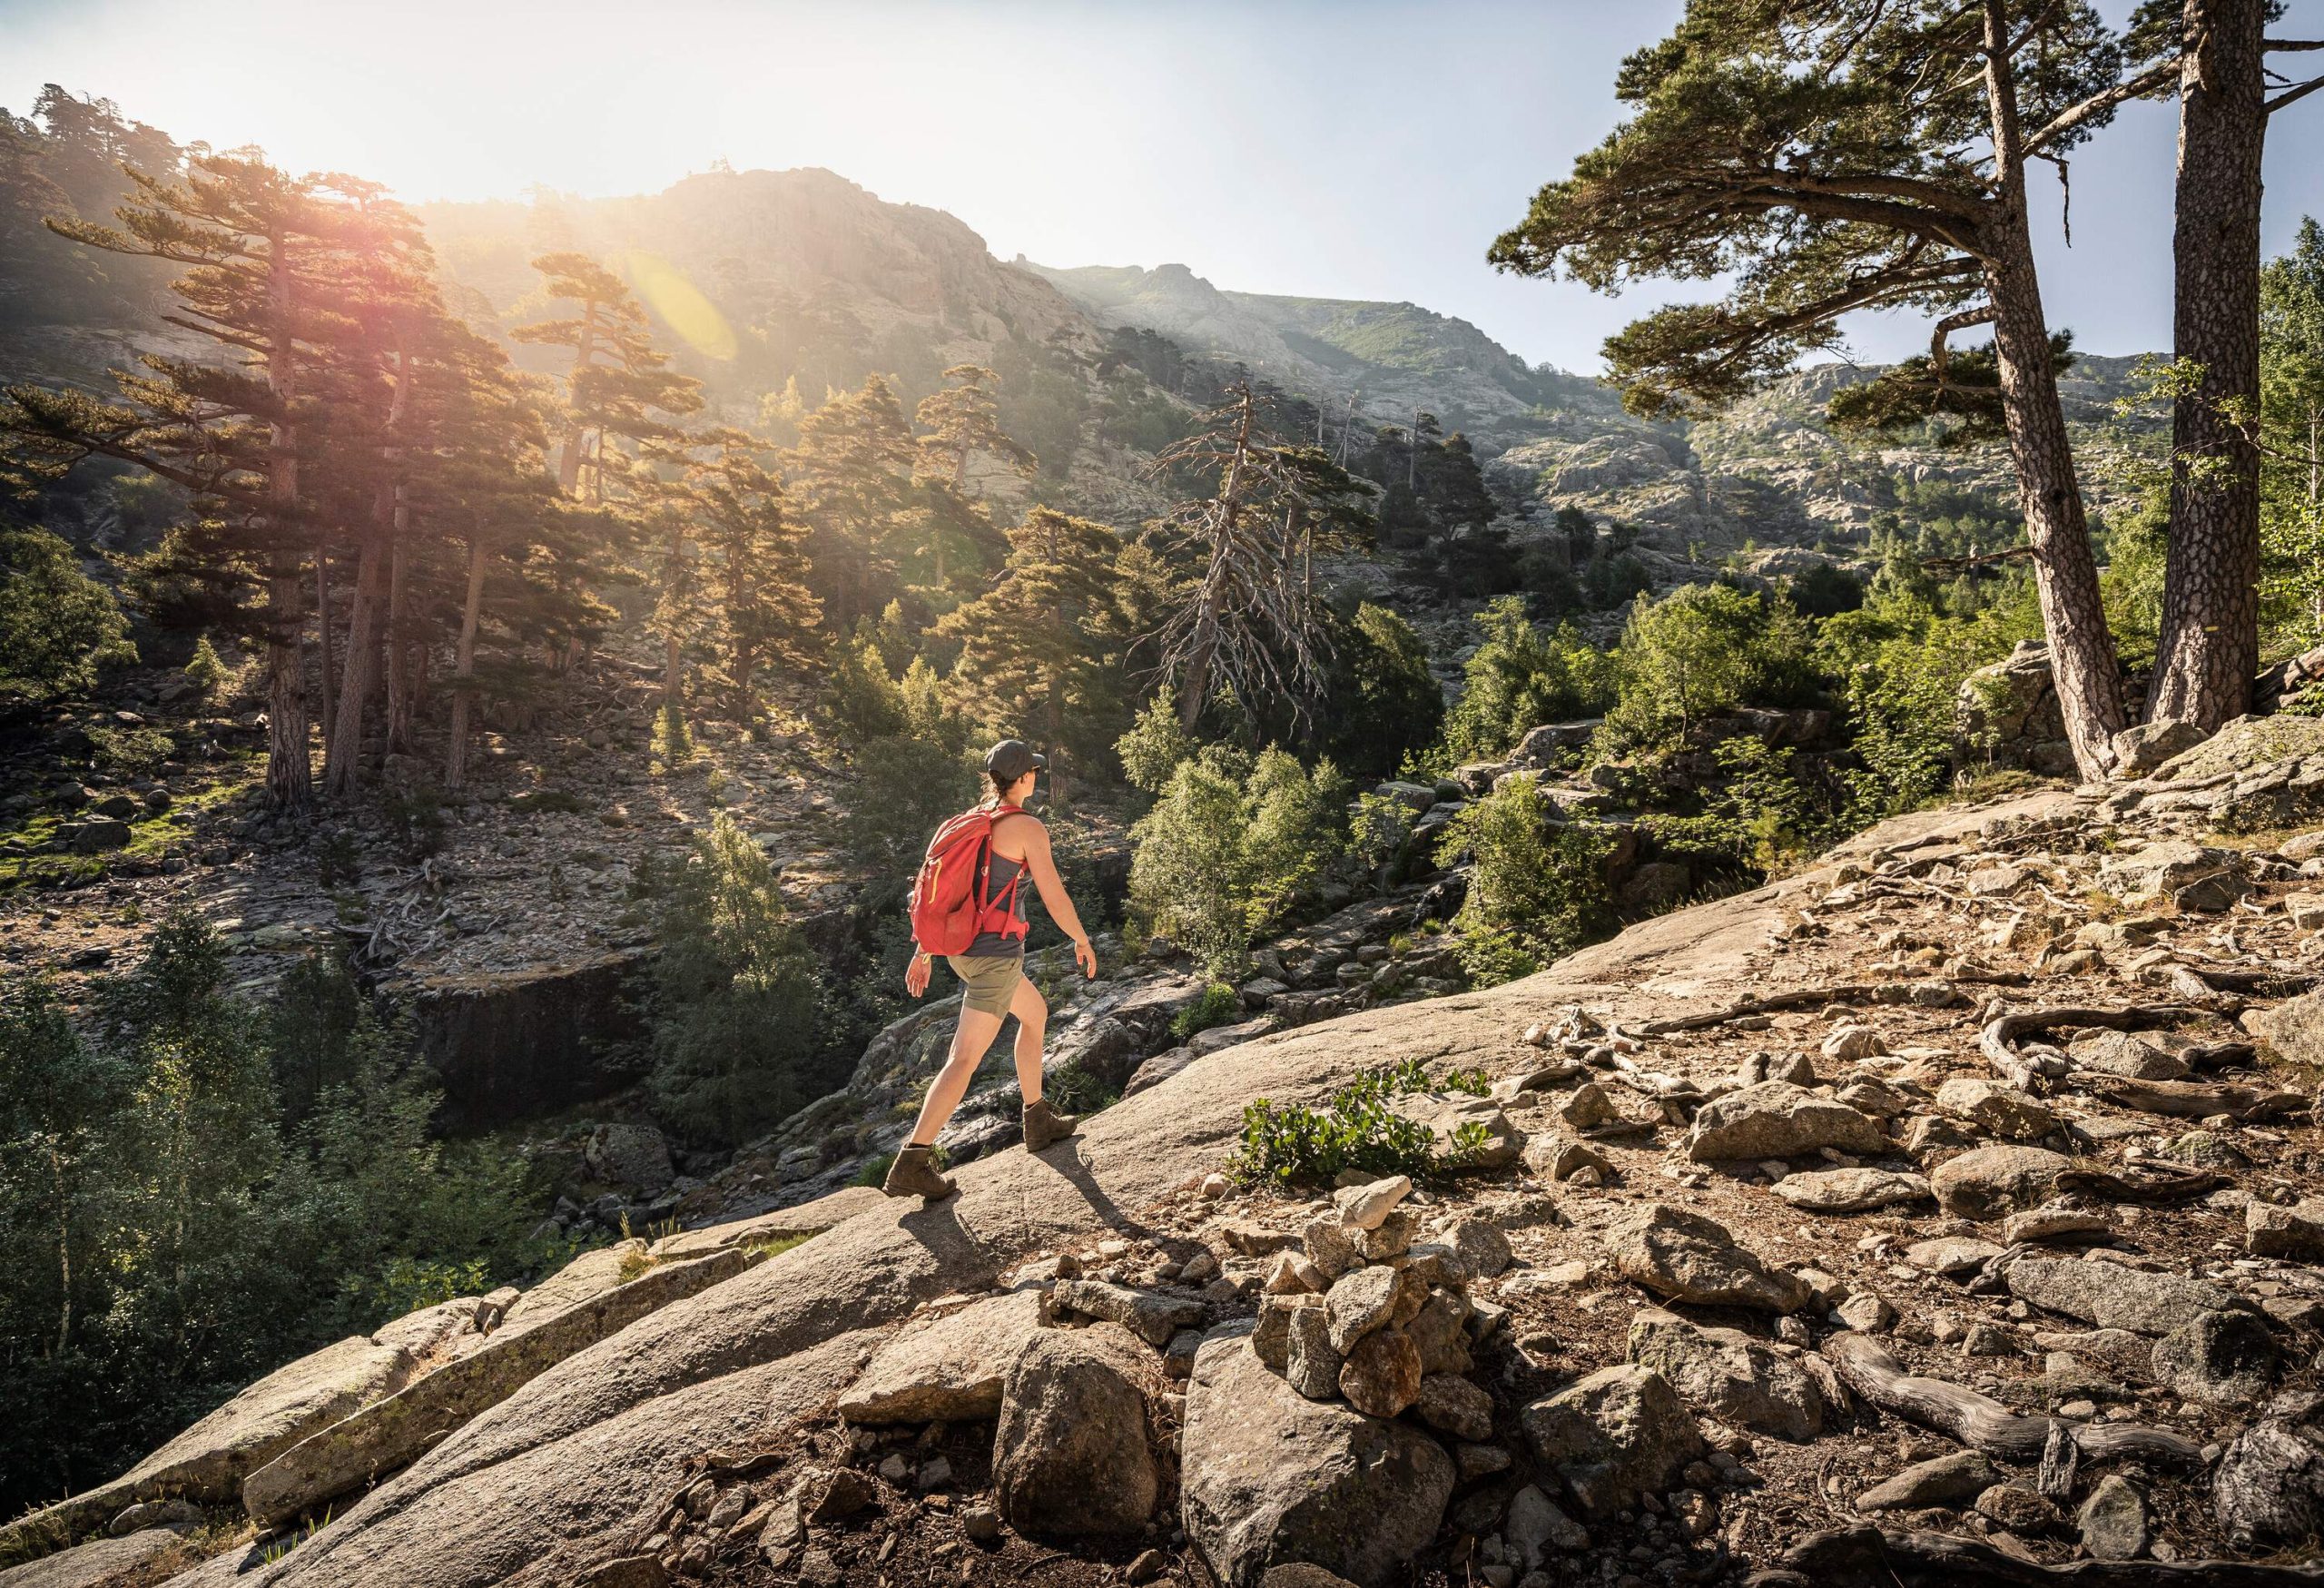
[909,804,1029,956]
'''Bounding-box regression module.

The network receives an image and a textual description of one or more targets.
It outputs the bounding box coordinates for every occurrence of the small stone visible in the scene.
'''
[2079,1475,2148,1561]
[879,1453,911,1483]
[1416,1373,1495,1441]
[1836,1294,1895,1334]
[1935,1077,2058,1140]
[961,1504,1002,1542]
[1285,1303,1346,1399]
[1350,1208,1416,1261]
[1338,1326,1423,1417]
[1125,1547,1168,1583]
[1334,1175,1413,1231]
[1975,1482,2058,1533]
[1855,1451,1999,1512]
[1200,1173,1231,1198]
[1961,1323,2016,1357]
[1324,1263,1422,1354]
[1253,1293,1324,1369]
[1823,1024,1886,1062]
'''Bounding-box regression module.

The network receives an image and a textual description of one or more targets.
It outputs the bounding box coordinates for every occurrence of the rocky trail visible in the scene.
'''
[12,717,2324,1587]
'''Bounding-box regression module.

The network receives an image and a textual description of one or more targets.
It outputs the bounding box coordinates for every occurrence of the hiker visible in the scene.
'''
[882,739,1098,1200]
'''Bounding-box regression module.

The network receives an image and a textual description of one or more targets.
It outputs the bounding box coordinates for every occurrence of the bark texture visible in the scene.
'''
[2151,0,2267,731]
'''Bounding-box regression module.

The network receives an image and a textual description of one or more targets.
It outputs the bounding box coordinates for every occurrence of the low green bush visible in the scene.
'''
[1170,981,1244,1041]
[1231,1061,1492,1188]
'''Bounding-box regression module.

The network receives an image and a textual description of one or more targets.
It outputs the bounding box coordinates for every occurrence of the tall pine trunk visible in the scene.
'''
[385,538,414,753]
[323,538,386,797]
[1980,2,2125,782]
[446,533,487,789]
[2150,0,2266,729]
[313,553,336,741]
[262,219,310,810]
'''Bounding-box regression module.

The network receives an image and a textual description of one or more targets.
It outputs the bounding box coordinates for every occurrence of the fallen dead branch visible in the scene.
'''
[2073,1073,2306,1121]
[2054,1159,2229,1204]
[1750,1523,2324,1587]
[1979,1004,2216,1088]
[1823,1334,2202,1467]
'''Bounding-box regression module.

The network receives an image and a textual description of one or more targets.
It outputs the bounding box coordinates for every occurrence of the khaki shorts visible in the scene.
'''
[947,953,1025,1018]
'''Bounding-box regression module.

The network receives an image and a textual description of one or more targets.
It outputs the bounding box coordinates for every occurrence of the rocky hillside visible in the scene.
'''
[11,715,2324,1587]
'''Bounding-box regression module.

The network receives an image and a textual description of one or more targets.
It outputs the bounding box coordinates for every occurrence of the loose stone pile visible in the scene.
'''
[1246,1174,1507,1440]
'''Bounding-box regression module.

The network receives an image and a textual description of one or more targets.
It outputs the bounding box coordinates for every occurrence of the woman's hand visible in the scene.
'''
[905,951,932,998]
[1072,936,1097,979]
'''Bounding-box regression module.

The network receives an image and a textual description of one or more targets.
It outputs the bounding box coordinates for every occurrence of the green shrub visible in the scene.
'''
[1442,597,1616,764]
[645,813,832,1148]
[85,722,173,774]
[1042,1063,1120,1117]
[1116,695,1199,795]
[1170,981,1244,1041]
[1231,1062,1492,1188]
[1599,583,1818,755]
[1435,777,1619,986]
[841,735,980,884]
[183,636,226,695]
[0,524,133,705]
[1127,746,1352,972]
[821,636,911,747]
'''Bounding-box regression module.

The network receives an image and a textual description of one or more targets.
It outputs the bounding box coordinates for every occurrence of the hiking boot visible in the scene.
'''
[881,1144,956,1201]
[1022,1098,1079,1153]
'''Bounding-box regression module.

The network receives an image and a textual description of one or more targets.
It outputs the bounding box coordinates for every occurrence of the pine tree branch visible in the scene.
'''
[2024,54,2181,155]
[2268,74,2324,113]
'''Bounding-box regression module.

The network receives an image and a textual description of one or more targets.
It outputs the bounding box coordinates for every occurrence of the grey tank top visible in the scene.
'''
[967,849,1030,958]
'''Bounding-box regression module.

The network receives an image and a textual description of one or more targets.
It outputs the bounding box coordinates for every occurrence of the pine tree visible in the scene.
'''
[913,363,1034,588]
[510,252,703,503]
[783,373,915,628]
[5,153,347,808]
[1488,1,2173,781]
[688,432,820,713]
[938,507,1124,804]
[1147,381,1374,732]
[2127,2,2324,728]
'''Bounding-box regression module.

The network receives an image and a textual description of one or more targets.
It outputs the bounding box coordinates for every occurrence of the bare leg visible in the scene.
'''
[1006,972,1048,1105]
[907,1006,1004,1148]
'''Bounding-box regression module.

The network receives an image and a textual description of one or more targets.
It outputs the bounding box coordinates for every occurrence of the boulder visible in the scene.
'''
[1524,1133,1612,1183]
[2247,1198,2324,1258]
[992,1323,1160,1538]
[2099,840,2240,905]
[2005,1258,2249,1336]
[1503,1484,1590,1565]
[241,1248,751,1528]
[1928,1145,2070,1221]
[2068,1030,2190,1082]
[498,1241,652,1331]
[836,1289,1045,1424]
[1389,1092,1522,1169]
[1183,1327,1454,1588]
[1332,1177,1412,1231]
[1519,1365,1703,1519]
[1903,1236,2004,1276]
[1611,1204,1809,1313]
[2249,987,2324,1069]
[2151,1309,2280,1406]
[1324,1264,1423,1355]
[1049,1278,1205,1346]
[3,1334,416,1551]
[1625,1308,1822,1441]
[1439,1218,1512,1280]
[1771,1169,1931,1214]
[584,1121,675,1193]
[1935,1077,2057,1139]
[2079,1475,2149,1562]
[1684,1082,1886,1162]
[2216,1418,2324,1547]
[2112,720,2208,780]
[1855,1451,1998,1512]
[1285,1305,1345,1400]
[1414,1374,1492,1442]
[0,1528,188,1588]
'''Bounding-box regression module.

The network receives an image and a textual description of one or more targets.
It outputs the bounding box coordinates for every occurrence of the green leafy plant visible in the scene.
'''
[1170,981,1244,1041]
[1230,1060,1492,1188]
[183,636,226,695]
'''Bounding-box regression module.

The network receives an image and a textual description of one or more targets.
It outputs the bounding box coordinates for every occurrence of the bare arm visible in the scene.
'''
[1012,818,1096,976]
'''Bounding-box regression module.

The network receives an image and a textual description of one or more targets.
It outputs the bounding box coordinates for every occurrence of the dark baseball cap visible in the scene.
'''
[984,740,1047,782]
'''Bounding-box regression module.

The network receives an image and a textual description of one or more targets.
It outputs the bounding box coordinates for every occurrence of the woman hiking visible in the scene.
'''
[883,739,1098,1201]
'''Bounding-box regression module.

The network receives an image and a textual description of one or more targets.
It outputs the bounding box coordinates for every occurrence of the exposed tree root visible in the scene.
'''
[1748,1524,2324,1587]
[1823,1334,2203,1466]
[2075,1073,2305,1120]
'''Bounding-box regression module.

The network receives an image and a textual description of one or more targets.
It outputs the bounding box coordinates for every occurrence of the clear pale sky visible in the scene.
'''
[5,0,2321,373]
